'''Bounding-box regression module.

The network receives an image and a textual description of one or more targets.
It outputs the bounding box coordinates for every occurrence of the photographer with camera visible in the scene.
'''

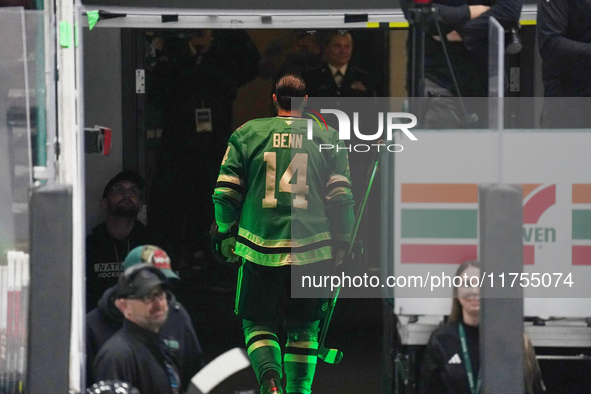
[401,0,521,129]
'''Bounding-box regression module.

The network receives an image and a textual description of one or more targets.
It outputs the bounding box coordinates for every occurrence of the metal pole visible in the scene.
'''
[55,0,85,390]
[479,184,524,394]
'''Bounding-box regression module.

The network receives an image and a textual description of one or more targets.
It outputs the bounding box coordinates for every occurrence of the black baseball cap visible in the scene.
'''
[102,170,146,198]
[116,264,170,299]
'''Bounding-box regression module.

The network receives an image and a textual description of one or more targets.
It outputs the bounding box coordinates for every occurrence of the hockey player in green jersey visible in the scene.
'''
[212,74,355,394]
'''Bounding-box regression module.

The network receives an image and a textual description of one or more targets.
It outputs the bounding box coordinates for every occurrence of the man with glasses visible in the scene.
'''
[86,170,172,312]
[86,245,202,391]
[94,263,182,394]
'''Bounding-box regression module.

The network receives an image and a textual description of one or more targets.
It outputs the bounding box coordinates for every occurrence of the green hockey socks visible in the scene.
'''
[283,321,319,394]
[243,320,320,394]
[283,339,318,394]
[243,321,283,383]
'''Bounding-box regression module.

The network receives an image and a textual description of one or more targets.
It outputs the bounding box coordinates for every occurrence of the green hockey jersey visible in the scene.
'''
[212,116,355,266]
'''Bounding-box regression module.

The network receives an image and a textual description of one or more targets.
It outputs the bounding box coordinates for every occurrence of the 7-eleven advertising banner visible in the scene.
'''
[393,132,591,317]
[572,184,591,266]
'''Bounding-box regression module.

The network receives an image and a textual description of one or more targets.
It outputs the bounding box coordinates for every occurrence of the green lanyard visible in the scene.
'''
[458,323,481,394]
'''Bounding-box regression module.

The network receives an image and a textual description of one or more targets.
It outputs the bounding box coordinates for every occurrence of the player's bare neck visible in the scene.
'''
[277,108,302,118]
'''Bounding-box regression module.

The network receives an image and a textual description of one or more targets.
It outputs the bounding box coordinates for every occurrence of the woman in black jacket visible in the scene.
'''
[419,260,546,394]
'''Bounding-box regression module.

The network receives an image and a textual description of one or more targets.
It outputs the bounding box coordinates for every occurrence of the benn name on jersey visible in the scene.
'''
[272,133,303,149]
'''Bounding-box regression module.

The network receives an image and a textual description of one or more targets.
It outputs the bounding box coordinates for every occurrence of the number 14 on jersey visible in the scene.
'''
[263,152,309,209]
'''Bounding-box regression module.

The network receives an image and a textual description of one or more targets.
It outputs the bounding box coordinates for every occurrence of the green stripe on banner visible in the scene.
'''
[401,209,477,239]
[572,210,591,240]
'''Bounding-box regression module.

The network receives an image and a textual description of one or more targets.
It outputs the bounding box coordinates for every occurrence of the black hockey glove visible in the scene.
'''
[334,240,364,269]
[210,221,239,265]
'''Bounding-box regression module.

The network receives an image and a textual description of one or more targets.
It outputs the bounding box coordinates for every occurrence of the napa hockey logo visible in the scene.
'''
[94,262,122,278]
[303,107,418,152]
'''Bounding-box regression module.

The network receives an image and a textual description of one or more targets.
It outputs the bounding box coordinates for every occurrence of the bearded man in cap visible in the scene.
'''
[86,170,172,312]
[87,245,202,392]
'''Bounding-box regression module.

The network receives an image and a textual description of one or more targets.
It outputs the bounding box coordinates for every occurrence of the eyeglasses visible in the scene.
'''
[128,288,166,304]
[109,184,141,197]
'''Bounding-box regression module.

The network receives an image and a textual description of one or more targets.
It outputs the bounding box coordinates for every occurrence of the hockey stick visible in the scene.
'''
[318,143,383,364]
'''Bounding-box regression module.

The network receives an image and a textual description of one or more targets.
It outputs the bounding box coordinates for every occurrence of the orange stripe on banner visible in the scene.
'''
[573,246,591,265]
[523,245,534,265]
[573,184,591,204]
[401,244,477,264]
[521,184,543,200]
[401,184,478,203]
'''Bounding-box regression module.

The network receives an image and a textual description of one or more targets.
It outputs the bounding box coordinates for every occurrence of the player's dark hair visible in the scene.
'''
[275,74,306,111]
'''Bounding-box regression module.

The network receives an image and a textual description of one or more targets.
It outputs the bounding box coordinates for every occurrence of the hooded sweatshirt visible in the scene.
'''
[86,286,203,392]
[86,221,172,312]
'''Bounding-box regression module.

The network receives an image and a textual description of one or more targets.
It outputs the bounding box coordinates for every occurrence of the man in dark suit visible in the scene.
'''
[303,31,376,98]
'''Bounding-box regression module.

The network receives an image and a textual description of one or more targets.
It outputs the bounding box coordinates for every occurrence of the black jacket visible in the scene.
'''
[87,286,203,392]
[94,319,180,394]
[419,322,480,394]
[419,322,545,394]
[537,0,591,97]
[303,63,376,98]
[86,221,172,312]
